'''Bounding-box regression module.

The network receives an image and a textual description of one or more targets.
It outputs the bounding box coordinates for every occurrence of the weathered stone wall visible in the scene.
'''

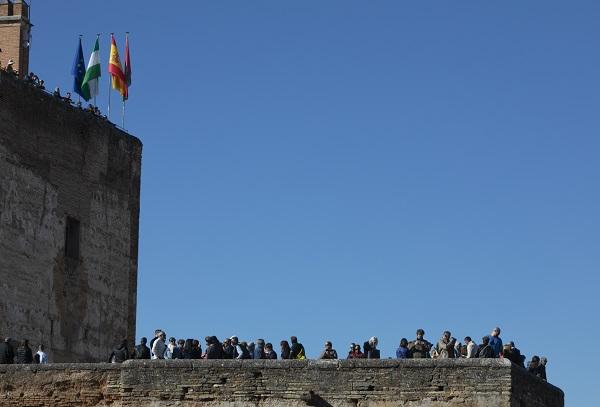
[0,70,142,362]
[0,360,564,407]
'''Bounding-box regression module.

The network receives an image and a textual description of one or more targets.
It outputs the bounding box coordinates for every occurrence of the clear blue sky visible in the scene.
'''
[31,1,599,405]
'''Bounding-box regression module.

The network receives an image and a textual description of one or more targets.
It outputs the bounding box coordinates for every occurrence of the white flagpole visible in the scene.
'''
[122,100,126,129]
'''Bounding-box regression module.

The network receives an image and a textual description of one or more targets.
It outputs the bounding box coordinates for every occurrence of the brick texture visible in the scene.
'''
[0,359,564,407]
[0,1,31,77]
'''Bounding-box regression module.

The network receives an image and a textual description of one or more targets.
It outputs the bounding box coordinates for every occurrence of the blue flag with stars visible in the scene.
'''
[72,37,86,99]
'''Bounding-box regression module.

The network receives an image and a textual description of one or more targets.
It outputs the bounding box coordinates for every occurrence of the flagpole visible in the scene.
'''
[107,34,114,120]
[122,31,130,130]
[78,35,82,106]
[93,33,100,108]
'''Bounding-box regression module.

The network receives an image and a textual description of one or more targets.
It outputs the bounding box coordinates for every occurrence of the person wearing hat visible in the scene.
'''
[318,341,338,359]
[6,59,15,74]
[408,329,432,358]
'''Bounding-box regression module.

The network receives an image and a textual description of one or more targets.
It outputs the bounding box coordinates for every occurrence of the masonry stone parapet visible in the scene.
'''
[0,359,563,406]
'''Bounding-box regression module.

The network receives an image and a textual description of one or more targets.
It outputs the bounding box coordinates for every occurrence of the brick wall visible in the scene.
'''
[0,69,142,362]
[0,1,31,77]
[0,359,564,407]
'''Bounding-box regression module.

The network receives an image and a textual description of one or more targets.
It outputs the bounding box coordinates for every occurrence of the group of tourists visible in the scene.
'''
[115,326,547,381]
[0,338,48,364]
[1,64,108,119]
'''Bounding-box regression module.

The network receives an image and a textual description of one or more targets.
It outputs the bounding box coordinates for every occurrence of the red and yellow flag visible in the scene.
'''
[108,34,128,99]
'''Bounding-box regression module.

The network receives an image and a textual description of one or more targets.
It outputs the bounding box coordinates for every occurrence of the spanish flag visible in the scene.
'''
[108,34,128,99]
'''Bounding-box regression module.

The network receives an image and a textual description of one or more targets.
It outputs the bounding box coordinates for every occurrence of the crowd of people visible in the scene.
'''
[109,326,548,382]
[1,62,108,119]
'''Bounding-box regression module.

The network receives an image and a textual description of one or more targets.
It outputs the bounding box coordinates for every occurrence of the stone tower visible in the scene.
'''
[0,65,142,360]
[0,0,31,78]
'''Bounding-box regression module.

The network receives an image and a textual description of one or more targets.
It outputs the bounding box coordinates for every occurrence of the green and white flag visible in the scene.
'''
[81,38,101,102]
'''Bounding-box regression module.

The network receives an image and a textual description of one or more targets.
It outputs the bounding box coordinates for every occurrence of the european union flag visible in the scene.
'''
[72,37,86,99]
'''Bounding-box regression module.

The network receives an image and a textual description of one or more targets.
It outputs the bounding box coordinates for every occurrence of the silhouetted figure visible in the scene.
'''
[254,338,266,359]
[0,338,14,364]
[487,327,503,357]
[396,338,411,359]
[16,339,33,364]
[205,336,223,359]
[280,340,291,359]
[108,339,129,363]
[191,339,202,359]
[290,336,306,359]
[528,355,547,380]
[477,336,494,358]
[133,337,151,359]
[222,338,234,359]
[264,343,278,359]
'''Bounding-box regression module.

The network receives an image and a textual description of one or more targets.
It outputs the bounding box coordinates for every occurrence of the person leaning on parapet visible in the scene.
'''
[35,344,49,364]
[280,340,291,359]
[396,338,411,359]
[151,331,166,360]
[230,336,251,359]
[364,337,380,359]
[347,343,365,359]
[254,339,266,359]
[476,336,494,358]
[16,339,33,364]
[318,341,338,359]
[487,327,503,357]
[204,336,223,359]
[408,329,432,358]
[222,338,234,359]
[463,337,479,358]
[434,331,457,359]
[290,336,306,359]
[264,343,278,359]
[192,339,203,359]
[527,355,547,380]
[172,339,184,359]
[149,329,162,358]
[164,337,177,359]
[0,337,15,364]
[108,339,129,363]
[132,337,151,359]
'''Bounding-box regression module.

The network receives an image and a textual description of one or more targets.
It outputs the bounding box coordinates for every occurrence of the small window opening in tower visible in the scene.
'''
[65,217,80,259]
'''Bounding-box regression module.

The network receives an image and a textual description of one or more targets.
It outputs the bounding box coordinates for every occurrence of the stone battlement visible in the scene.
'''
[0,359,563,406]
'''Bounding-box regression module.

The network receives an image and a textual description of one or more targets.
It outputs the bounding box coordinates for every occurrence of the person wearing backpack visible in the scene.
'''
[290,336,306,359]
[476,336,494,358]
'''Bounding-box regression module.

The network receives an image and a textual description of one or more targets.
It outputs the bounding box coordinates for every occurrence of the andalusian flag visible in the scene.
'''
[81,37,101,102]
[124,34,132,101]
[108,34,127,99]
